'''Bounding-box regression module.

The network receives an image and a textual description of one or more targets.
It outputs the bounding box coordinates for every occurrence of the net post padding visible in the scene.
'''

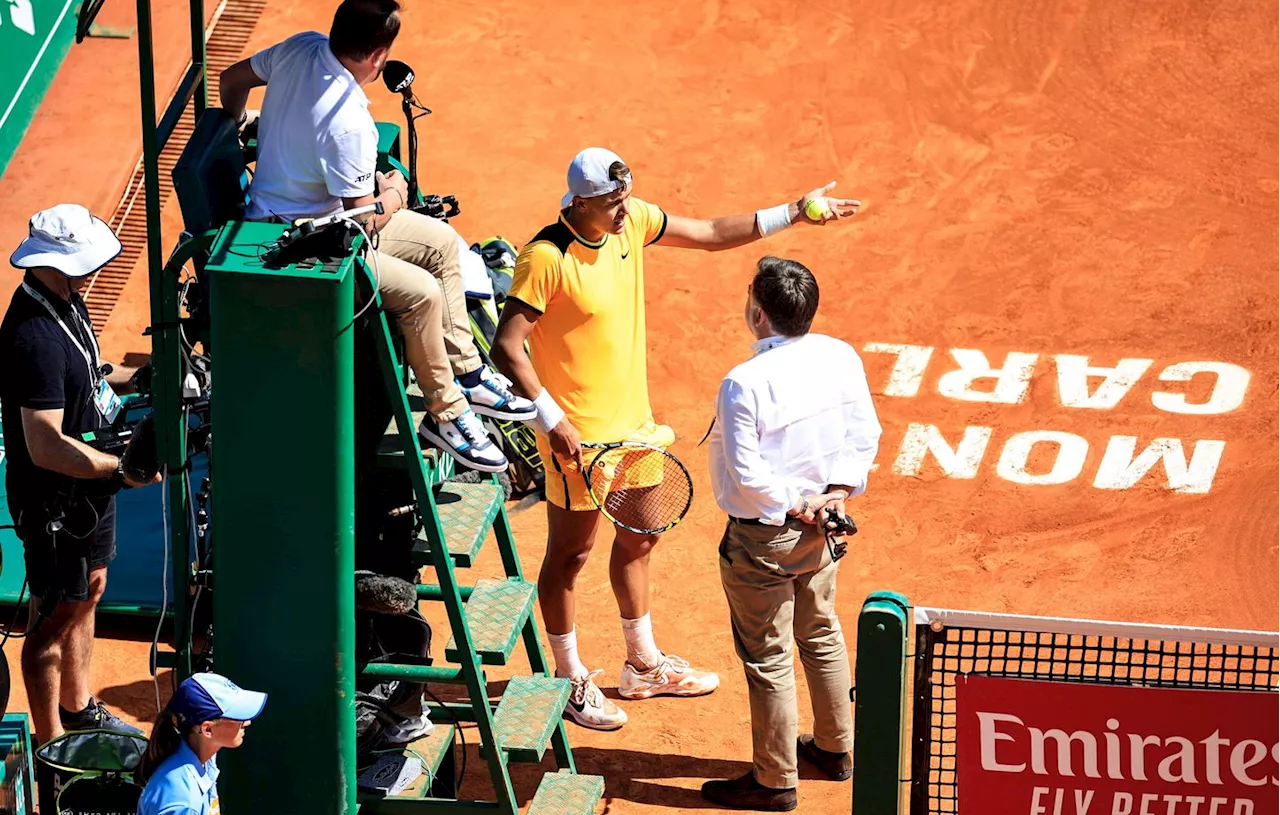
[852,590,911,815]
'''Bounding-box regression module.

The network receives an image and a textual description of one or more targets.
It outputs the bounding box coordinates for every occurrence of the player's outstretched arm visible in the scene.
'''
[656,182,861,252]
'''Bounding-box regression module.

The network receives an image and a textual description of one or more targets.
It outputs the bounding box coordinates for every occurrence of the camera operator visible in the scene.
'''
[702,257,881,811]
[0,204,157,747]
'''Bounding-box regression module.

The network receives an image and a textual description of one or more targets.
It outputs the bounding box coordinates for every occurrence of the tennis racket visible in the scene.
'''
[580,442,693,535]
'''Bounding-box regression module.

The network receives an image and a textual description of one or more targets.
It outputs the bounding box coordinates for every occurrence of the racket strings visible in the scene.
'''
[586,446,692,534]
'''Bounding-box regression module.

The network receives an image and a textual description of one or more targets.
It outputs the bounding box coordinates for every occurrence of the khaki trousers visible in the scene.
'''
[718,518,854,789]
[373,210,482,421]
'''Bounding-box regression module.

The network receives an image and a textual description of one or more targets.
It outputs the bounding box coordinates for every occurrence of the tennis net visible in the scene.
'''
[909,606,1279,814]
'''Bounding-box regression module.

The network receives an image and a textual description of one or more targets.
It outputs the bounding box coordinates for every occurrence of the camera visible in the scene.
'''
[823,508,858,537]
[823,508,857,563]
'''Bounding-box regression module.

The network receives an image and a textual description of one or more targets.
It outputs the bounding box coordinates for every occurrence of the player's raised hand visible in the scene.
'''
[797,181,861,225]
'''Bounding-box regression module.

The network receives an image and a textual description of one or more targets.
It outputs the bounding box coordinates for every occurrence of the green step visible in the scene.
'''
[492,675,570,763]
[445,578,537,666]
[412,481,502,568]
[527,770,605,815]
[356,723,455,802]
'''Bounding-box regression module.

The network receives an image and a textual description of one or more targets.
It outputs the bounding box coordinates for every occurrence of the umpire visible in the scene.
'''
[0,204,154,750]
[703,257,881,811]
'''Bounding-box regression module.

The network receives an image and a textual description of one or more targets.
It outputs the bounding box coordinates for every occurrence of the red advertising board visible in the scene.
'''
[956,675,1279,815]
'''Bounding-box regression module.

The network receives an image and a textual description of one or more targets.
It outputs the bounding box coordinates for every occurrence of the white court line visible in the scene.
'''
[0,0,79,133]
[913,606,1279,648]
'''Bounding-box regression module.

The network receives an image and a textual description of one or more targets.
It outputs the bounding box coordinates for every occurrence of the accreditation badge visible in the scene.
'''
[93,378,122,423]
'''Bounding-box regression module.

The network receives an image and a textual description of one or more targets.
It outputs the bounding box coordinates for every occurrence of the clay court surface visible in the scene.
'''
[1,0,1276,812]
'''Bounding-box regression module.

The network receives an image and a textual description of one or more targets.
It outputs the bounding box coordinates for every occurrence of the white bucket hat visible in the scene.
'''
[560,147,632,208]
[10,204,123,278]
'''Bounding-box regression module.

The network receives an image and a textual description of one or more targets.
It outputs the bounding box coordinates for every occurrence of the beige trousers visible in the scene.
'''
[373,210,482,421]
[718,518,854,789]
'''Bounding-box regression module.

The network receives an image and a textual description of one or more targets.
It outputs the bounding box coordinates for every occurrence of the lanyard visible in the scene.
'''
[20,282,101,383]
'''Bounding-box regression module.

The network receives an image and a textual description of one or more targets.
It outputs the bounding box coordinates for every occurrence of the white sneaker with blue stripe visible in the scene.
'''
[462,367,537,422]
[418,410,508,473]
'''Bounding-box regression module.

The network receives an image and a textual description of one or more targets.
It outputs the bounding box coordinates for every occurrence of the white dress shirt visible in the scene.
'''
[245,32,380,222]
[708,333,882,525]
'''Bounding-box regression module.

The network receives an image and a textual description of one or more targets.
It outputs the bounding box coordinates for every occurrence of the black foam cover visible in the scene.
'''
[383,60,415,94]
[120,413,159,484]
[355,571,417,615]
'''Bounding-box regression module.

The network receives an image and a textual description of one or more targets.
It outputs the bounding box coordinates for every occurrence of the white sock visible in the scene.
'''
[621,613,662,671]
[547,628,588,679]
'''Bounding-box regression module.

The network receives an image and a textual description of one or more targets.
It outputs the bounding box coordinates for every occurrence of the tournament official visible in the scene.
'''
[702,257,881,811]
[0,204,157,749]
[492,148,861,730]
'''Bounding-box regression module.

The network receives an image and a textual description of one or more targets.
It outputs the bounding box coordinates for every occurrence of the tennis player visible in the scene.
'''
[491,147,860,730]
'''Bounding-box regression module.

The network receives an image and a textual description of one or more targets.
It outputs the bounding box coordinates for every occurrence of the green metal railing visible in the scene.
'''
[134,0,209,682]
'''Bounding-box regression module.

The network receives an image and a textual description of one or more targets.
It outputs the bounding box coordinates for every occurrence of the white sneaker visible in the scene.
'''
[619,653,720,700]
[462,367,537,421]
[418,410,508,473]
[383,709,435,745]
[564,669,628,731]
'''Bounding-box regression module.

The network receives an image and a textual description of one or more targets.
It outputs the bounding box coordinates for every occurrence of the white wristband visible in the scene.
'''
[532,389,565,434]
[755,202,795,238]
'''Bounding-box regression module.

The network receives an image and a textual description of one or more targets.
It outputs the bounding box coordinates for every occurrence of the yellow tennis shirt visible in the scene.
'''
[509,198,668,443]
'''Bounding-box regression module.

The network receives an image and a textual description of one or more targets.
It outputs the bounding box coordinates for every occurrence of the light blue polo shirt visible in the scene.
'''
[137,740,221,815]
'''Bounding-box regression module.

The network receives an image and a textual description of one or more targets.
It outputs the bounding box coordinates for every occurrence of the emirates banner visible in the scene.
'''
[956,674,1279,815]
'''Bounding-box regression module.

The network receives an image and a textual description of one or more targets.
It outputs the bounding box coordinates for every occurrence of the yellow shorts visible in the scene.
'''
[538,418,676,512]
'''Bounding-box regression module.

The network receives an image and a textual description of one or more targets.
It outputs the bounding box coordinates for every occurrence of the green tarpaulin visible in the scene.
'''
[0,0,78,178]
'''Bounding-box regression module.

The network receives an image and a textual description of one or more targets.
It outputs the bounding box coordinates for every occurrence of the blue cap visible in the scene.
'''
[170,672,267,727]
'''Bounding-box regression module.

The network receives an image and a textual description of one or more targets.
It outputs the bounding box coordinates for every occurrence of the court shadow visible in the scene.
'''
[573,746,754,810]
[450,739,752,810]
[97,674,172,725]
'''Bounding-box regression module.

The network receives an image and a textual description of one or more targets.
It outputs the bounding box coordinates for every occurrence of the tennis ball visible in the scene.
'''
[804,197,832,221]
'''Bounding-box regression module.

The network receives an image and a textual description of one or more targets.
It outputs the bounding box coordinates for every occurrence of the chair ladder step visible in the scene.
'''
[356,724,457,802]
[526,770,606,815]
[412,481,502,568]
[445,578,537,666]
[491,675,570,763]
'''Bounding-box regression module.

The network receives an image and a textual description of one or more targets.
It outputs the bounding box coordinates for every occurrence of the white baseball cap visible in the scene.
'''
[10,204,123,278]
[560,147,632,208]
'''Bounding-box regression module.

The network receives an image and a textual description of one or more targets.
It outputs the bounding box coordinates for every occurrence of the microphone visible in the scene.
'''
[383,60,415,96]
[355,571,417,615]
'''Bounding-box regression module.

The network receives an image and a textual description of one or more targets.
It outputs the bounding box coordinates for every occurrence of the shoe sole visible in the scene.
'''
[417,428,508,474]
[470,402,538,422]
[700,792,797,812]
[617,679,720,701]
[563,707,627,731]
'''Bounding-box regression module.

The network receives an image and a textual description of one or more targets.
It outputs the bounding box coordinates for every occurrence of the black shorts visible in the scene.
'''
[15,495,117,603]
